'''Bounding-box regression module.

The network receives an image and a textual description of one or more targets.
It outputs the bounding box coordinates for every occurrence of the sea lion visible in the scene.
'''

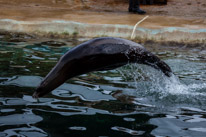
[33,37,172,98]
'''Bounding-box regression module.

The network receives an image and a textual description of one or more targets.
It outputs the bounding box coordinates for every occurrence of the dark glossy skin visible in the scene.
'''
[33,37,172,98]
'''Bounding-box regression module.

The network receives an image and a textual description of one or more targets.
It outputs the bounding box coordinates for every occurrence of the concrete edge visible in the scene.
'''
[0,19,205,42]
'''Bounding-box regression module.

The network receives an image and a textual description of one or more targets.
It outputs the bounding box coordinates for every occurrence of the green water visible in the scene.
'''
[0,34,206,137]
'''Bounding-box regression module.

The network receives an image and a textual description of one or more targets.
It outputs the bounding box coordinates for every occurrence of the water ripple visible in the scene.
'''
[1,38,206,136]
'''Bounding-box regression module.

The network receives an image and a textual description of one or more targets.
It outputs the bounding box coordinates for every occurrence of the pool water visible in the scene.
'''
[0,35,206,137]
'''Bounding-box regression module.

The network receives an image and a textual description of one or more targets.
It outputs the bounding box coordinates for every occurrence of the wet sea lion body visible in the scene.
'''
[33,37,172,98]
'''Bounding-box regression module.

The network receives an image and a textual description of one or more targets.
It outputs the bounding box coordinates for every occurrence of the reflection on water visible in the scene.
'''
[0,35,206,136]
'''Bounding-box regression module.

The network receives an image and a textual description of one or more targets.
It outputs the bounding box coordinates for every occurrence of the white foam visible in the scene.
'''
[157,74,206,97]
[118,64,206,99]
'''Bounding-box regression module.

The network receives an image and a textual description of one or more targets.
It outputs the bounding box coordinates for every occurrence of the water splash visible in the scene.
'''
[118,63,206,107]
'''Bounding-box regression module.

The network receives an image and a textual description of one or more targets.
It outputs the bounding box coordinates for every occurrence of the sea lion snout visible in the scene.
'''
[33,84,48,98]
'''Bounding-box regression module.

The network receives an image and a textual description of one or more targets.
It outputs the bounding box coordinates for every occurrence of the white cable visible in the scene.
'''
[131,15,149,39]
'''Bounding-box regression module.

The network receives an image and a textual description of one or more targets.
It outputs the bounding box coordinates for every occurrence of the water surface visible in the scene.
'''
[0,35,206,137]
